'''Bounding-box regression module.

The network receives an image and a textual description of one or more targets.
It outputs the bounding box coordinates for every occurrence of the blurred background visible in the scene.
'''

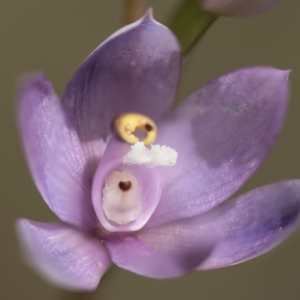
[1,0,300,299]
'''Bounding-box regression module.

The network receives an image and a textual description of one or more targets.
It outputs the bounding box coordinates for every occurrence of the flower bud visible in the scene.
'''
[199,0,281,18]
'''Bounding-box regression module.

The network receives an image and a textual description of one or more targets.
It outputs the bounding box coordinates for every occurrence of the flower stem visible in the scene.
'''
[122,0,145,25]
[169,0,218,55]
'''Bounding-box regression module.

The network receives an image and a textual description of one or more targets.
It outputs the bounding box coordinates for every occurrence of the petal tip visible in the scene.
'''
[15,218,37,244]
[275,69,291,94]
[140,7,165,29]
[16,72,52,99]
[144,7,154,20]
[15,218,31,234]
[267,68,291,82]
[282,69,292,81]
[17,72,47,87]
[271,68,291,81]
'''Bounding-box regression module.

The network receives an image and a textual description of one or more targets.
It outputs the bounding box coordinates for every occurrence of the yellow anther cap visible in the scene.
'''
[113,113,157,145]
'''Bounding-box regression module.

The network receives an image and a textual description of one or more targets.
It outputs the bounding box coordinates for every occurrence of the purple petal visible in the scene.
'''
[16,74,97,229]
[200,0,281,18]
[105,223,214,278]
[148,67,289,226]
[16,219,111,291]
[197,180,300,269]
[92,138,162,232]
[62,11,181,167]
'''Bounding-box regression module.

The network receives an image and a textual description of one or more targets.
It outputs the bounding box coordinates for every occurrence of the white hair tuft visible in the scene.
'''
[123,142,178,168]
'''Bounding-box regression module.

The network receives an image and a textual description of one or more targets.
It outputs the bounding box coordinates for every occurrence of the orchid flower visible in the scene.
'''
[16,11,300,291]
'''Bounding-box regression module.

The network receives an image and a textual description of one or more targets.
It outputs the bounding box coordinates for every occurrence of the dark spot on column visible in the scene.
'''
[119,181,132,192]
[145,123,153,131]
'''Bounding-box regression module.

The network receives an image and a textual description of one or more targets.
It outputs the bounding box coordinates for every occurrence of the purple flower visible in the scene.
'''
[16,12,300,291]
[199,0,281,17]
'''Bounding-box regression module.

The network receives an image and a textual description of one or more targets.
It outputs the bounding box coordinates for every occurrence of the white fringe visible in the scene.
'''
[123,142,178,168]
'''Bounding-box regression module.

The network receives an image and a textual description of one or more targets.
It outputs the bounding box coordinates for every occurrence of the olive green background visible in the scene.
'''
[1,0,300,299]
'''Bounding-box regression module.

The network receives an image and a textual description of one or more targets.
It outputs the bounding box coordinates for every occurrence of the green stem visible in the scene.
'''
[169,0,218,55]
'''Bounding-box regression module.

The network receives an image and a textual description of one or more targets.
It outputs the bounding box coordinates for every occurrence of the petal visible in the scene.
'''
[149,67,289,226]
[197,180,300,269]
[61,11,181,166]
[92,138,162,232]
[16,219,111,291]
[16,74,97,229]
[105,223,214,278]
[200,0,281,18]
